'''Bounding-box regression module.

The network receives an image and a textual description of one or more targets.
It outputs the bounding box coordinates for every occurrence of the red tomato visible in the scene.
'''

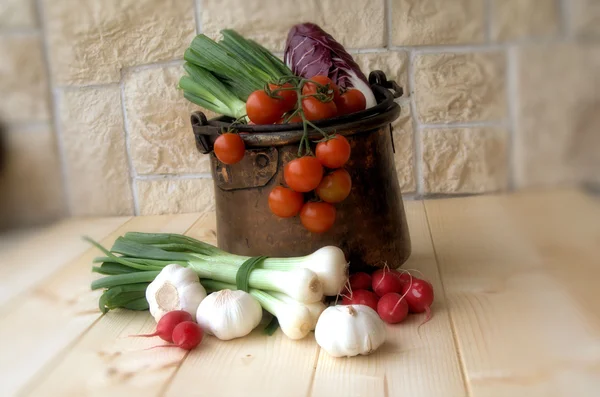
[213,133,245,165]
[336,89,366,116]
[301,97,337,121]
[246,90,284,124]
[268,83,297,113]
[302,75,341,103]
[315,135,351,168]
[316,169,352,203]
[299,202,336,233]
[283,157,324,192]
[268,186,304,218]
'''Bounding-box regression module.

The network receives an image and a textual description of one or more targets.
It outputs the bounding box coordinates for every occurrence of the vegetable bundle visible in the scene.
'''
[89,232,348,340]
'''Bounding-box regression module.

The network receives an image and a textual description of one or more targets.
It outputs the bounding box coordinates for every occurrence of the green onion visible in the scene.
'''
[89,238,323,303]
[179,30,293,117]
[116,233,348,296]
[179,65,246,118]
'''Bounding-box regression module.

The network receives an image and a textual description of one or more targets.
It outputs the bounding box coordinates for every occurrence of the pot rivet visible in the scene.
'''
[255,153,270,168]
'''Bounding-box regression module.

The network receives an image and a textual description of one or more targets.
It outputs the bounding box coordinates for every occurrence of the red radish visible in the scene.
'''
[372,269,404,297]
[396,272,412,285]
[148,321,204,351]
[171,321,204,350]
[402,278,435,325]
[349,272,372,291]
[341,289,379,312]
[377,292,409,324]
[130,310,193,342]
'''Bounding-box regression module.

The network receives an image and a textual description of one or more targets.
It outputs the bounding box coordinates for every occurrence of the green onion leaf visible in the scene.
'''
[123,298,150,311]
[263,316,279,336]
[235,256,267,292]
[91,272,159,290]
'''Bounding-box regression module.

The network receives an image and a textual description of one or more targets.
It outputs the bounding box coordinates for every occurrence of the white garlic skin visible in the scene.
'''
[146,264,207,322]
[196,290,262,341]
[315,304,386,358]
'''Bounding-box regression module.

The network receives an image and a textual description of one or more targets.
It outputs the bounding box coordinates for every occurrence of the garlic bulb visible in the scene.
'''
[196,289,262,340]
[146,264,207,322]
[315,305,386,358]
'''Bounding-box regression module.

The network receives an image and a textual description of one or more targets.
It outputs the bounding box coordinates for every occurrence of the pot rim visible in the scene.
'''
[192,70,403,151]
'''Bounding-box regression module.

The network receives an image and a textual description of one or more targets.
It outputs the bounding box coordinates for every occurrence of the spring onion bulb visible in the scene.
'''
[268,291,326,330]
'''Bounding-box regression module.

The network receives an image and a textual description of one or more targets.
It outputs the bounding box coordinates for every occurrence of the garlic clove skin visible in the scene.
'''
[196,290,262,341]
[146,264,207,322]
[301,246,349,296]
[315,304,386,358]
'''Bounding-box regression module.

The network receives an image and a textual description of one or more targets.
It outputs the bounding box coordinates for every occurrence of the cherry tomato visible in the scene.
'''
[283,157,324,192]
[336,89,366,116]
[302,97,337,121]
[300,202,336,233]
[316,169,352,203]
[268,186,304,218]
[246,90,284,124]
[268,83,297,113]
[277,113,302,124]
[302,75,341,103]
[213,133,245,165]
[315,135,351,168]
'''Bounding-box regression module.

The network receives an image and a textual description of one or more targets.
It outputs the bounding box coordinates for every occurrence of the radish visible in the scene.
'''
[349,272,372,291]
[377,292,409,324]
[148,321,204,351]
[371,269,403,297]
[171,321,204,350]
[341,289,379,312]
[396,272,412,285]
[130,310,193,342]
[401,278,434,324]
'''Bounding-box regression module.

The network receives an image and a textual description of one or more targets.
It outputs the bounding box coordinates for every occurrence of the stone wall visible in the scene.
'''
[0,0,598,225]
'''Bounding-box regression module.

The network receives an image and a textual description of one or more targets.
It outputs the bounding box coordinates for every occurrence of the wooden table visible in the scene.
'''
[1,189,599,397]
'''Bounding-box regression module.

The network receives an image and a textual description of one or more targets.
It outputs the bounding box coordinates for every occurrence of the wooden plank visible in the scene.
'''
[0,213,201,397]
[424,189,600,397]
[165,321,320,397]
[164,212,322,397]
[0,216,130,309]
[309,201,467,397]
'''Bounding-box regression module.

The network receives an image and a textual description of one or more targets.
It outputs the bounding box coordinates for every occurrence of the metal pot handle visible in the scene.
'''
[191,112,213,154]
[368,71,404,98]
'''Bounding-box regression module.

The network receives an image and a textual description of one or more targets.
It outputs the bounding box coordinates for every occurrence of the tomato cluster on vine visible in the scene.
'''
[212,75,364,233]
[247,75,366,126]
[212,75,366,167]
[269,134,352,233]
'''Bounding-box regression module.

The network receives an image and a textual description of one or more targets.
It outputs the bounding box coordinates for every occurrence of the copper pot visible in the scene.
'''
[191,71,411,271]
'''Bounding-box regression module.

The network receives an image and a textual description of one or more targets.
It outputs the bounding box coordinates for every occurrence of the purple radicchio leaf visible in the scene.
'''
[284,23,376,107]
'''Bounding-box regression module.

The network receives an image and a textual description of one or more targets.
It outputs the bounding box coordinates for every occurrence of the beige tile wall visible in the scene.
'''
[0,0,598,222]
